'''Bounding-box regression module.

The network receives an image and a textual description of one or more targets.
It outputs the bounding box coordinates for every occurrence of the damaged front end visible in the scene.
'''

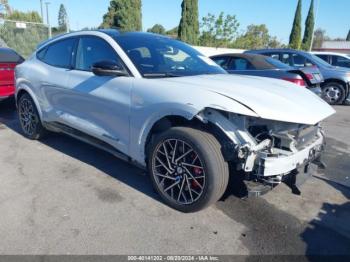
[199,108,327,197]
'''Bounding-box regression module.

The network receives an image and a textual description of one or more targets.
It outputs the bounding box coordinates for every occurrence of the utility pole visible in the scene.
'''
[309,0,320,51]
[66,13,70,33]
[45,2,52,38]
[40,0,44,22]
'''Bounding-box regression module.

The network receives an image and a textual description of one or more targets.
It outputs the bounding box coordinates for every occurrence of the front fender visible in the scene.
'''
[129,103,199,165]
[130,101,258,166]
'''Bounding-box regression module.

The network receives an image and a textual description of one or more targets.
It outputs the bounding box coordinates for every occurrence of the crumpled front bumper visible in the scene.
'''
[255,133,325,177]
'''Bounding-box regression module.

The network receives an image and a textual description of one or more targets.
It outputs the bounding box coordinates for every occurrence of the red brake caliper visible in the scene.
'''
[192,168,202,189]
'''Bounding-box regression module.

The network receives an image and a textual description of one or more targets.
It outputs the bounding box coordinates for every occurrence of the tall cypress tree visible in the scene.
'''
[289,0,302,49]
[178,0,199,45]
[302,0,315,51]
[58,4,68,32]
[346,30,350,41]
[101,0,142,31]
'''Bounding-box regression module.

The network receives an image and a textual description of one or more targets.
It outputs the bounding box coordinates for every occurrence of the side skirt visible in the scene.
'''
[43,121,146,170]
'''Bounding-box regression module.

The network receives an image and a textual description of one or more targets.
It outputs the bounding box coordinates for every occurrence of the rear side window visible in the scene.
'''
[331,56,350,67]
[229,58,255,70]
[281,53,292,66]
[37,38,76,69]
[267,53,280,61]
[75,36,120,71]
[211,56,231,69]
[317,55,329,63]
[292,54,314,67]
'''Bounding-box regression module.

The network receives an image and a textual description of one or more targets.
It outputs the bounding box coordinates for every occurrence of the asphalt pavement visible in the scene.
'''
[0,98,349,256]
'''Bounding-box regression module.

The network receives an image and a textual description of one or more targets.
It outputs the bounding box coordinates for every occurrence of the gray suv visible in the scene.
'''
[246,49,350,105]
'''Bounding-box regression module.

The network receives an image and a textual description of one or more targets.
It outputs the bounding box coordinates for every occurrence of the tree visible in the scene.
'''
[178,0,199,45]
[5,10,42,23]
[101,0,142,31]
[312,28,330,49]
[58,4,68,32]
[0,0,11,18]
[233,24,270,49]
[147,24,166,35]
[1,10,48,57]
[289,0,302,49]
[346,30,350,41]
[232,24,284,49]
[268,37,285,48]
[302,0,315,51]
[199,12,239,47]
[166,26,179,37]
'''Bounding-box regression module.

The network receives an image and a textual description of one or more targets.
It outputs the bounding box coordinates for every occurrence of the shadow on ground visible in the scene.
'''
[0,98,162,205]
[302,177,350,259]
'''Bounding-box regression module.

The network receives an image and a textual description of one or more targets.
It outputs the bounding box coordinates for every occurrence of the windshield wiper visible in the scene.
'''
[143,72,182,78]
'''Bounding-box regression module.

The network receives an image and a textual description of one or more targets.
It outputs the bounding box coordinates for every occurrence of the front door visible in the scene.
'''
[60,36,132,155]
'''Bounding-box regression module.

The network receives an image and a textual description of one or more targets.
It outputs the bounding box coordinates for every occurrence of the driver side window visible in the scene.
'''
[75,36,120,71]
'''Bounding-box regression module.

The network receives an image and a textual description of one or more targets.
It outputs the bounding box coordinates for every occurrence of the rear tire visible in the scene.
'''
[147,127,229,213]
[322,82,346,105]
[18,93,46,140]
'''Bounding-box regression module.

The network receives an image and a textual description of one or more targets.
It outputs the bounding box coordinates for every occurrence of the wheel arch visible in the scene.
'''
[322,78,348,90]
[16,86,43,121]
[321,78,349,103]
[142,108,234,165]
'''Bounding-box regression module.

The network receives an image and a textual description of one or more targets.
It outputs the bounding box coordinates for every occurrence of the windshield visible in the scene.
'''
[113,33,226,78]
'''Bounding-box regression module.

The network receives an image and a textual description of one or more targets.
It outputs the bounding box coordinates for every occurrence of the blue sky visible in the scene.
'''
[8,0,350,43]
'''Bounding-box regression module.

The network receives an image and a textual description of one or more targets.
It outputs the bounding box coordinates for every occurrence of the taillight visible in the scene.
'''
[305,73,314,80]
[0,63,15,71]
[282,78,306,87]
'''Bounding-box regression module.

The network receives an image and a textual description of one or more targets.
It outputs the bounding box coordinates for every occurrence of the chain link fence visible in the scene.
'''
[0,19,49,58]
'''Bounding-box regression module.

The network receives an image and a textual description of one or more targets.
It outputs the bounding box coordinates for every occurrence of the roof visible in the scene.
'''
[36,30,170,50]
[321,41,350,50]
[246,48,311,56]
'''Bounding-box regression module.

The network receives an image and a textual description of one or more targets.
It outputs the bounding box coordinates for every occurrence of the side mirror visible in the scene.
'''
[92,60,128,77]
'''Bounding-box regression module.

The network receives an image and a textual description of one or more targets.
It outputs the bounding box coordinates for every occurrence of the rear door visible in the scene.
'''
[37,37,78,119]
[331,55,350,68]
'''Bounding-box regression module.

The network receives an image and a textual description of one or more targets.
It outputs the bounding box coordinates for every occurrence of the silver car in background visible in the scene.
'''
[247,48,350,105]
[15,30,335,212]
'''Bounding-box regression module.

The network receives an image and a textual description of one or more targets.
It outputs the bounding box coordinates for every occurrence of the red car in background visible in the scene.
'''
[0,48,24,101]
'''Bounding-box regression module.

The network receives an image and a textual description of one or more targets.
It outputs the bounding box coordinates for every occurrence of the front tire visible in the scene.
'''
[322,82,346,105]
[148,127,229,213]
[18,93,46,140]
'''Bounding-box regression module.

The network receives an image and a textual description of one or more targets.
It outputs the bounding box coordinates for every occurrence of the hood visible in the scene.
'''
[160,74,335,125]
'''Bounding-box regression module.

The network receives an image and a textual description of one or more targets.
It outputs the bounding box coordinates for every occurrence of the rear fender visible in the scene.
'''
[16,80,43,121]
